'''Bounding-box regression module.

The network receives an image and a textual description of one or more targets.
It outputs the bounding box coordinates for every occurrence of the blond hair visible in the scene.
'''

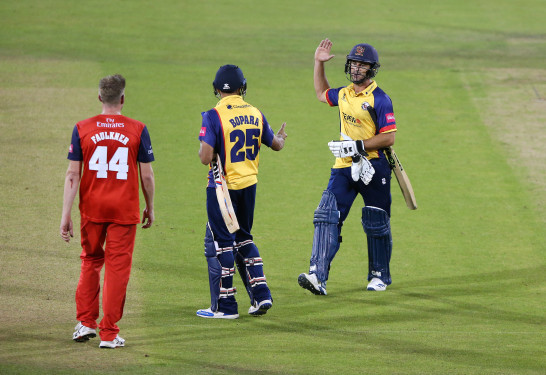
[99,74,126,104]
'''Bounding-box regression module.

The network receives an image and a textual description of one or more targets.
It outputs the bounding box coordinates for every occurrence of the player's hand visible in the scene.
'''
[271,122,287,151]
[142,207,154,229]
[276,122,287,140]
[329,140,357,158]
[315,39,335,63]
[328,140,365,158]
[60,216,74,242]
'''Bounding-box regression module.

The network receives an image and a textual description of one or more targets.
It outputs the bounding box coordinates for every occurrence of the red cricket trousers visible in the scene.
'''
[76,218,136,341]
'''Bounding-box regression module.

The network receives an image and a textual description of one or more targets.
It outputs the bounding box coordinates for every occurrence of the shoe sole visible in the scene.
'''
[73,332,97,342]
[196,311,239,319]
[249,302,272,316]
[99,344,124,349]
[298,274,326,295]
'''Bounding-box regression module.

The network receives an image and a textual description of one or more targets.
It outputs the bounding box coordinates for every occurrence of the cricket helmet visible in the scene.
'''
[344,43,381,83]
[213,64,247,97]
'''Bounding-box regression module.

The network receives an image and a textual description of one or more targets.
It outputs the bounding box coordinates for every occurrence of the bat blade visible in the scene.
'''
[385,147,417,210]
[211,156,240,233]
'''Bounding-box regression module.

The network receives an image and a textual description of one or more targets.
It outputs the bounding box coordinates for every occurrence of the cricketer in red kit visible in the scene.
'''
[60,74,155,349]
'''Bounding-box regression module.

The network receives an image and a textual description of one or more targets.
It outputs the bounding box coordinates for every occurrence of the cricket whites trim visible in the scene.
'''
[211,155,240,233]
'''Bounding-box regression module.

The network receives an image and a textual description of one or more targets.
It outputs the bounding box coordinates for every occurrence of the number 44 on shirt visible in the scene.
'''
[88,146,129,180]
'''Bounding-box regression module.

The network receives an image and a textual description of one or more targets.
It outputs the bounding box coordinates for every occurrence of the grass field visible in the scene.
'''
[1,0,545,374]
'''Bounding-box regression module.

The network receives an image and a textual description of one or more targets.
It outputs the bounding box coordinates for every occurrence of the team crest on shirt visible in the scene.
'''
[361,102,371,110]
[356,46,365,56]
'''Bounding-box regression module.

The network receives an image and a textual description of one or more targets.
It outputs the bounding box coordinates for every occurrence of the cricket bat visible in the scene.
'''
[361,105,417,210]
[210,155,240,233]
[384,147,418,210]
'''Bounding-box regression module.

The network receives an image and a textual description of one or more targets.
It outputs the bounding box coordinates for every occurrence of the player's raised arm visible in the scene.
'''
[271,122,287,151]
[314,38,335,103]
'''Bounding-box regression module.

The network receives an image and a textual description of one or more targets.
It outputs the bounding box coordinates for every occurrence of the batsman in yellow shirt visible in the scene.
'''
[197,65,287,319]
[299,39,397,295]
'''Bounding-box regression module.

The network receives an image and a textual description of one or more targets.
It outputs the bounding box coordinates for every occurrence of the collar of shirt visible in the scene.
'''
[216,95,244,107]
[349,80,378,97]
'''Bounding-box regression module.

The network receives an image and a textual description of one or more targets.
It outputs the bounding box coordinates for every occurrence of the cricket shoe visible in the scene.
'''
[298,273,327,295]
[248,299,272,316]
[72,322,97,342]
[99,335,125,349]
[367,278,387,291]
[196,308,239,319]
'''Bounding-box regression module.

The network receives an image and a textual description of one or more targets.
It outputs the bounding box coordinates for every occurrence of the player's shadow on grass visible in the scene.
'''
[324,265,545,327]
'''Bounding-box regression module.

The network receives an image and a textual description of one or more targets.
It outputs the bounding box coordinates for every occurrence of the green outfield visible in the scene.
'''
[1,0,544,374]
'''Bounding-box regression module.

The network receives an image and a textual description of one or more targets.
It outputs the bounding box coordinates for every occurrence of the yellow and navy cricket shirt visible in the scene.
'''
[326,81,397,168]
[199,95,275,190]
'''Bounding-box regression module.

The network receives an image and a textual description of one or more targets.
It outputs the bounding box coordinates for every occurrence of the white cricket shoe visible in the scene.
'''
[72,322,97,342]
[196,308,239,319]
[298,273,327,295]
[367,277,387,291]
[99,335,125,349]
[248,299,272,316]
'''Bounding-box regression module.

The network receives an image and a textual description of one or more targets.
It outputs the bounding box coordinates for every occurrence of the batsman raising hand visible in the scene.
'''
[197,64,287,319]
[315,38,336,63]
[298,38,398,295]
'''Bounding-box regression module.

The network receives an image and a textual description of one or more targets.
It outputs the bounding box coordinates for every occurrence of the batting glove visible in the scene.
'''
[359,157,375,185]
[350,155,363,181]
[328,140,366,158]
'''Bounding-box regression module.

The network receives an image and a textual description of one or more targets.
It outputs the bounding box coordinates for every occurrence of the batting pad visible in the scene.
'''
[310,190,341,282]
[204,224,237,314]
[362,206,392,285]
[235,241,271,306]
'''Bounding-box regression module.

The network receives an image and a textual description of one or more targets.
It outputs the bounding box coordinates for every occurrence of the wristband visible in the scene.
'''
[356,140,367,156]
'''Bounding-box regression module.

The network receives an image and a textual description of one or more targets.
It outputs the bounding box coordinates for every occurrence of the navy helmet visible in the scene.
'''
[344,43,380,83]
[213,64,247,97]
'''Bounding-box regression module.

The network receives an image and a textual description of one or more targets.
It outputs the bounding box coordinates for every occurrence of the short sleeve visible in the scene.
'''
[374,93,397,133]
[199,110,220,149]
[67,125,82,161]
[326,87,344,107]
[138,126,155,162]
[260,113,275,148]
